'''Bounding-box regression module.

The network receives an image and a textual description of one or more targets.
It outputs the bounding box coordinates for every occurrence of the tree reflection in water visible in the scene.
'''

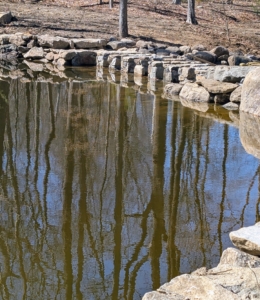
[0,78,259,300]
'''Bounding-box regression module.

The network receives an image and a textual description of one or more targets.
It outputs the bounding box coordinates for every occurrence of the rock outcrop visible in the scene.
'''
[240,67,260,115]
[142,223,260,300]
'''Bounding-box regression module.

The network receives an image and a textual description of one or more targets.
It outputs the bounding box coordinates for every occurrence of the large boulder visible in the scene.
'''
[240,67,260,115]
[239,111,260,159]
[38,35,70,49]
[164,83,183,98]
[210,46,229,57]
[0,12,12,24]
[230,223,260,256]
[193,51,216,63]
[197,78,238,94]
[179,82,210,102]
[72,38,106,49]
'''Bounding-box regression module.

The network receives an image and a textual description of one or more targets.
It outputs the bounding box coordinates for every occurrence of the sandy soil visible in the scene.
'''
[1,0,260,54]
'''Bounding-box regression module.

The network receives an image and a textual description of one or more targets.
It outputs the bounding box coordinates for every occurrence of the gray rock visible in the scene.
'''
[164,83,183,98]
[230,223,260,255]
[230,86,242,103]
[197,78,238,93]
[193,51,216,63]
[191,44,206,51]
[179,82,210,102]
[38,35,70,49]
[228,55,252,66]
[179,45,191,54]
[240,67,260,115]
[219,247,260,268]
[107,41,127,50]
[109,56,121,70]
[72,38,106,49]
[240,111,260,159]
[9,34,27,47]
[71,50,96,66]
[0,12,12,24]
[210,46,229,57]
[121,38,136,47]
[217,54,229,62]
[166,46,182,54]
[24,47,44,59]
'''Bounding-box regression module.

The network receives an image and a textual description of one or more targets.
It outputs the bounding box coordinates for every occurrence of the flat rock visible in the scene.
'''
[228,55,251,66]
[38,35,70,49]
[23,47,44,59]
[0,12,12,24]
[230,223,260,255]
[179,82,210,102]
[197,78,238,94]
[72,38,106,49]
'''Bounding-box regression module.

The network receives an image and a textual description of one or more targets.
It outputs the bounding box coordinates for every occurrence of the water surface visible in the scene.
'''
[0,74,259,299]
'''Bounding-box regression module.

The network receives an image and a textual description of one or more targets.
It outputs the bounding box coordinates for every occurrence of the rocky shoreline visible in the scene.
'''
[143,223,260,300]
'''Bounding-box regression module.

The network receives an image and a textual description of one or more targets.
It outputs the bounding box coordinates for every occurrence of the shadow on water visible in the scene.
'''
[0,73,259,299]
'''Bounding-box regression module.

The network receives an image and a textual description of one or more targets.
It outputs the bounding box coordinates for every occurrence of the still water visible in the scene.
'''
[0,72,259,299]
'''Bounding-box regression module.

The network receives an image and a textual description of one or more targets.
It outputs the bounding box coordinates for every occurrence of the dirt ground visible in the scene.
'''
[1,0,260,54]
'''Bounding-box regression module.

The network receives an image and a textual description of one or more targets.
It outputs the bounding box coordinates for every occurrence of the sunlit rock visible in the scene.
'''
[218,247,260,268]
[240,67,260,115]
[179,82,210,103]
[230,85,242,103]
[72,38,106,49]
[24,60,44,72]
[230,223,260,256]
[240,111,260,159]
[163,83,183,99]
[38,35,70,49]
[197,79,238,94]
[157,274,239,300]
[23,47,44,59]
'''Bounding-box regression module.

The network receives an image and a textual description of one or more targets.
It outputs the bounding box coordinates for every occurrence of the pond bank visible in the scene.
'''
[143,223,260,300]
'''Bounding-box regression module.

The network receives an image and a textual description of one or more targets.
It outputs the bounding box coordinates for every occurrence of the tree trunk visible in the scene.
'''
[173,0,181,4]
[109,0,114,8]
[186,0,198,24]
[119,0,128,38]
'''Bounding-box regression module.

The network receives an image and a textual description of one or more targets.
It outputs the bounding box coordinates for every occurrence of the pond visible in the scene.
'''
[0,68,259,300]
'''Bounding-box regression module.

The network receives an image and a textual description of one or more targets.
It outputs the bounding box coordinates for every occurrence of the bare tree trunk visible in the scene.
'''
[97,0,103,4]
[109,0,114,9]
[186,0,198,24]
[119,0,128,38]
[173,0,181,4]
